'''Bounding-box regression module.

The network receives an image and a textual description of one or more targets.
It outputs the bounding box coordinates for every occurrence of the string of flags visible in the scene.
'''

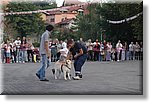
[107,12,143,24]
[0,3,88,16]
[0,3,142,24]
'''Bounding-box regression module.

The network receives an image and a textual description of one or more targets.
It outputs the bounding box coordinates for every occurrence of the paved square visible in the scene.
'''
[1,61,142,95]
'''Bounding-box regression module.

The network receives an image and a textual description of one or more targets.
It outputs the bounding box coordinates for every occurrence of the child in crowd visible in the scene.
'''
[4,40,11,63]
[111,48,116,61]
[59,42,69,64]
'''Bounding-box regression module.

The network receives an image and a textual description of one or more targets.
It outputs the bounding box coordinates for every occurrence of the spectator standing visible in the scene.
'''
[121,42,126,61]
[14,37,21,63]
[93,39,100,61]
[111,48,116,61]
[27,38,34,62]
[86,39,93,61]
[79,38,86,46]
[116,40,123,61]
[9,40,14,63]
[134,42,140,60]
[99,42,104,61]
[11,40,17,63]
[20,36,27,63]
[129,42,135,60]
[51,39,58,62]
[124,42,128,60]
[59,41,69,63]
[4,40,11,63]
[106,42,112,61]
[103,40,107,61]
[56,40,62,61]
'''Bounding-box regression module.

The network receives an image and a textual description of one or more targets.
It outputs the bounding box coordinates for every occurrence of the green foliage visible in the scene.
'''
[73,2,143,43]
[33,1,57,10]
[73,4,102,41]
[51,28,78,41]
[4,1,57,39]
[33,42,40,47]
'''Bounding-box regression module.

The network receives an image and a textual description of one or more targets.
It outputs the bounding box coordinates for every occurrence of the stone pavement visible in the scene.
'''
[1,61,143,95]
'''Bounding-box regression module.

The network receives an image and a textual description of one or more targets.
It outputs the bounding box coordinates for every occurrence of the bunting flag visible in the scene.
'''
[107,12,143,24]
[0,3,88,16]
[0,3,142,24]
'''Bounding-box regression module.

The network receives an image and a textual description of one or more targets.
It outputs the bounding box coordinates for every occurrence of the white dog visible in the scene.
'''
[53,60,72,80]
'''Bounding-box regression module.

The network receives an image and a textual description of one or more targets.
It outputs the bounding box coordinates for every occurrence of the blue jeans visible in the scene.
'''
[37,54,47,80]
[16,49,21,62]
[74,54,87,74]
[21,50,27,62]
[129,51,134,60]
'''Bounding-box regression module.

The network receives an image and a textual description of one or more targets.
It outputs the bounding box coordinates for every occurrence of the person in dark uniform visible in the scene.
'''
[67,40,88,80]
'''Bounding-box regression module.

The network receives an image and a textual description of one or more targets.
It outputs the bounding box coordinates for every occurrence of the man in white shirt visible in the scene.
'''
[14,37,21,63]
[116,40,122,61]
[129,42,135,60]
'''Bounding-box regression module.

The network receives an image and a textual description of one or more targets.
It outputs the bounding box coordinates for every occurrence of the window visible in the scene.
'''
[50,18,55,22]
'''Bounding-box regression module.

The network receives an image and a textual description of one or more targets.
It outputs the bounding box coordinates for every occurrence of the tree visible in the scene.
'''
[4,1,57,40]
[74,2,143,43]
[72,3,101,41]
[95,2,143,43]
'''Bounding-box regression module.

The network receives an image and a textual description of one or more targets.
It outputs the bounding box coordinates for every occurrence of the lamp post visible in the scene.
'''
[101,31,103,41]
[100,29,105,42]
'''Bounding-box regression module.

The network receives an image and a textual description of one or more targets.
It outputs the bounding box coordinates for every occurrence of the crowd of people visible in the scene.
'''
[0,36,143,64]
[0,36,35,63]
[49,38,143,62]
[85,39,143,62]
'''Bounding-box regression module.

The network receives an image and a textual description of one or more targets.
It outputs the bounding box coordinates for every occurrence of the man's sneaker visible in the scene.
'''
[72,76,81,80]
[75,73,82,78]
[79,74,82,78]
[40,79,49,81]
[36,73,40,79]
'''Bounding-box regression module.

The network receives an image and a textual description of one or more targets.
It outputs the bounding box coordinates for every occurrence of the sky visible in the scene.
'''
[56,0,89,7]
[55,0,143,7]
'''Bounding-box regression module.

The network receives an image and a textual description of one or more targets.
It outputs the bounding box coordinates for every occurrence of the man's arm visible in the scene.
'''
[45,41,51,58]
[74,48,83,59]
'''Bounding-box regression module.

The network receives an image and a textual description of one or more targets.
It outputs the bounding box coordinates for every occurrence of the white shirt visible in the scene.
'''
[87,42,93,51]
[4,44,11,53]
[129,44,134,51]
[116,42,122,51]
[62,42,67,49]
[15,40,21,49]
[59,48,69,57]
[107,44,112,52]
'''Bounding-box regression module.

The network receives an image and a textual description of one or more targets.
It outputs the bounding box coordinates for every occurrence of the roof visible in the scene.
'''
[43,3,89,15]
[44,4,88,15]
